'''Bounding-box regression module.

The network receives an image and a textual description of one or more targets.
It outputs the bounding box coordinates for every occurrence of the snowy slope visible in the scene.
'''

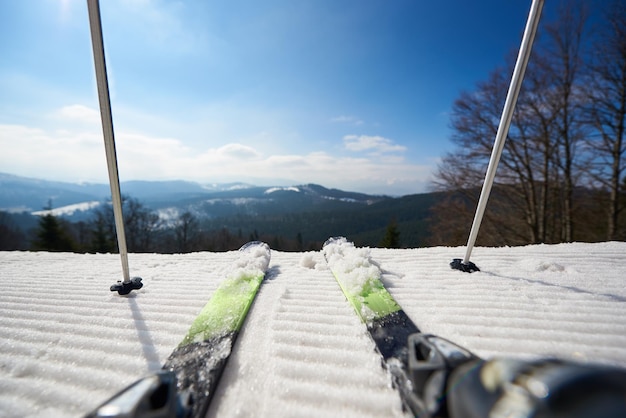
[0,243,625,417]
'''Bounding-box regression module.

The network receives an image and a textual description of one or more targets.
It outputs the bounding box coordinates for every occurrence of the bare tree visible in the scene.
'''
[90,195,160,253]
[585,0,626,240]
[123,197,161,252]
[432,1,596,245]
[538,1,590,242]
[174,211,198,253]
[433,61,554,245]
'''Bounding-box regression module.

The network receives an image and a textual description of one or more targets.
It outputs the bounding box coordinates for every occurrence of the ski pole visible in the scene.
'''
[452,0,544,273]
[86,0,142,295]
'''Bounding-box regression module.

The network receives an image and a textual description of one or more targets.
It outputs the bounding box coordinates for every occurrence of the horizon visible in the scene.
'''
[0,170,421,198]
[0,1,561,195]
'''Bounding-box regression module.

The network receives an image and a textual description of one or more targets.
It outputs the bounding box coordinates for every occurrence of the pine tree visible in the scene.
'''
[33,214,75,252]
[379,219,400,248]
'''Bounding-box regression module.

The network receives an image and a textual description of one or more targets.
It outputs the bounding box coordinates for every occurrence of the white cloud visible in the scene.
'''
[216,143,261,160]
[343,134,407,154]
[0,123,431,195]
[330,115,364,126]
[0,124,108,181]
[56,105,101,125]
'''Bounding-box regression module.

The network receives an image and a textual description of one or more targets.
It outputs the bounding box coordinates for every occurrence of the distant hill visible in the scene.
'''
[0,172,109,212]
[0,172,441,248]
[0,172,254,212]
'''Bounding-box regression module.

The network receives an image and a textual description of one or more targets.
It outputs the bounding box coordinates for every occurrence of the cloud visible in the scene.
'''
[56,105,101,125]
[0,123,431,195]
[0,124,108,181]
[343,135,407,154]
[330,115,364,126]
[216,143,261,160]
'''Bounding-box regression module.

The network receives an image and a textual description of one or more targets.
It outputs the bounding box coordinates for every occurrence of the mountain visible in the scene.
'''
[0,172,438,248]
[0,172,255,212]
[0,172,388,217]
[0,172,109,212]
[149,183,389,223]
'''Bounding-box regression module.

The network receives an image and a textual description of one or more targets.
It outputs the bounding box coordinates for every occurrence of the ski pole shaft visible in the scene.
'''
[86,0,130,283]
[463,0,544,264]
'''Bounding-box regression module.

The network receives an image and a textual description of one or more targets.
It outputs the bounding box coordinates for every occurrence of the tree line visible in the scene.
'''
[1,196,379,253]
[0,195,404,253]
[430,0,626,246]
[30,196,321,253]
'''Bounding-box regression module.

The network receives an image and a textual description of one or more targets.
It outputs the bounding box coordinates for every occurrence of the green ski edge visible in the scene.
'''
[322,237,401,323]
[180,241,271,345]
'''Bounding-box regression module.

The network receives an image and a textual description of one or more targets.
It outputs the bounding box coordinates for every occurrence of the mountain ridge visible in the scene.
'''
[0,172,390,213]
[0,172,436,249]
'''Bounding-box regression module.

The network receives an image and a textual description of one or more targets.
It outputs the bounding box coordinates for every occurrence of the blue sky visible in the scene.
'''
[0,0,557,195]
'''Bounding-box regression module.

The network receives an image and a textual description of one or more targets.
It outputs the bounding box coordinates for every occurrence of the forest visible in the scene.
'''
[0,192,422,252]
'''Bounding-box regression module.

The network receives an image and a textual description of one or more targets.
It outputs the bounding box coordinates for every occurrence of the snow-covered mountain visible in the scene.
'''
[1,172,438,249]
[0,172,256,213]
[0,172,386,218]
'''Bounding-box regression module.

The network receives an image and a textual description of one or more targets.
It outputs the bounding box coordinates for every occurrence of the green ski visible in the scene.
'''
[322,237,424,414]
[87,241,271,418]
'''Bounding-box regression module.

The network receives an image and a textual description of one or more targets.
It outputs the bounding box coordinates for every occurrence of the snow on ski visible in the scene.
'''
[87,241,271,418]
[322,237,424,414]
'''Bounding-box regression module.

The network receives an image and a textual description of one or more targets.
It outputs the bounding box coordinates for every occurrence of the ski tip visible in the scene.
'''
[323,236,348,249]
[450,259,480,273]
[110,276,143,295]
[240,241,270,253]
[237,241,271,273]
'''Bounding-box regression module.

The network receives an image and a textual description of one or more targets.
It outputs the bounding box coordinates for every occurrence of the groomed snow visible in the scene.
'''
[1,242,625,417]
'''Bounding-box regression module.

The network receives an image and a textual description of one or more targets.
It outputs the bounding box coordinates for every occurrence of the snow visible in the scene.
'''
[320,195,358,203]
[156,207,180,223]
[264,186,300,194]
[1,242,626,417]
[204,197,260,205]
[236,242,271,273]
[31,201,101,217]
[323,237,387,322]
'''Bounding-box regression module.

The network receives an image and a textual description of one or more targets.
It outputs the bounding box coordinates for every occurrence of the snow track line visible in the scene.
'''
[208,250,403,418]
[1,244,625,417]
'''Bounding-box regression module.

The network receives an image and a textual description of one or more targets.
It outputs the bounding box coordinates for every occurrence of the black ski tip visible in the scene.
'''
[450,259,480,273]
[110,276,143,295]
[84,370,186,418]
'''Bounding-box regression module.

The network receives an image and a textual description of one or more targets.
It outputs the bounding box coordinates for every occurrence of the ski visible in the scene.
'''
[322,237,474,417]
[86,241,271,418]
[323,238,626,418]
